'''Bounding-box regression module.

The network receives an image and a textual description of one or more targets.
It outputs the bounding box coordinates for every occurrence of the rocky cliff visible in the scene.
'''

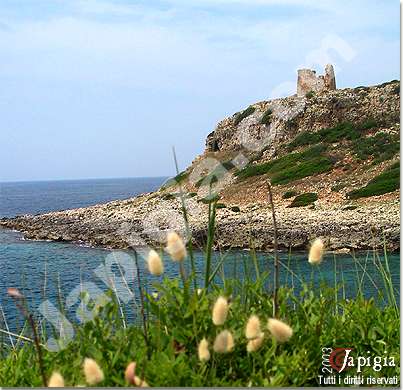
[1,80,400,252]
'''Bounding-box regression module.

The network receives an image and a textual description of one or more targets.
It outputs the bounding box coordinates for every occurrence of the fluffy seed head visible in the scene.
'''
[134,376,149,387]
[125,362,136,383]
[245,315,261,340]
[7,287,23,299]
[247,332,264,353]
[267,318,293,343]
[198,338,210,362]
[308,238,324,265]
[83,358,104,385]
[213,330,234,353]
[147,250,164,276]
[166,232,186,261]
[212,296,229,325]
[48,372,64,387]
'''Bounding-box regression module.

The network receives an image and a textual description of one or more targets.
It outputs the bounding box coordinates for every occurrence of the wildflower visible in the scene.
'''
[308,238,324,265]
[245,314,261,340]
[213,330,234,353]
[267,318,293,343]
[212,296,229,325]
[147,250,164,276]
[125,362,136,383]
[198,338,210,362]
[151,292,159,299]
[197,288,203,295]
[166,231,186,261]
[48,372,64,387]
[83,358,104,385]
[7,287,23,299]
[247,332,264,353]
[134,376,149,387]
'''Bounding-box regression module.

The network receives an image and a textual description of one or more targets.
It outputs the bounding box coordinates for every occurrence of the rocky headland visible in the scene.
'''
[1,73,400,252]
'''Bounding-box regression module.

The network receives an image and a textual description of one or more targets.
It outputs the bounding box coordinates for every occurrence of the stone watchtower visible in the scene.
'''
[297,64,336,97]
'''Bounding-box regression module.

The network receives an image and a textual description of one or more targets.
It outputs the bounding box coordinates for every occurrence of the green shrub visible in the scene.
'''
[162,193,176,200]
[359,118,378,130]
[287,132,320,149]
[347,162,400,199]
[288,118,385,153]
[289,192,318,207]
[271,156,333,185]
[378,80,399,88]
[233,106,255,126]
[260,108,273,125]
[288,122,360,150]
[282,190,298,199]
[305,91,315,99]
[352,132,399,163]
[162,171,189,189]
[237,145,333,185]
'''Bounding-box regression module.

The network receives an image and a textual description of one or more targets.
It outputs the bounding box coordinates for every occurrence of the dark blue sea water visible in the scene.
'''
[0,177,167,218]
[0,178,399,342]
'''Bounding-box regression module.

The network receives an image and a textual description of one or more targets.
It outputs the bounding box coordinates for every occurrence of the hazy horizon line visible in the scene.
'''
[0,175,170,185]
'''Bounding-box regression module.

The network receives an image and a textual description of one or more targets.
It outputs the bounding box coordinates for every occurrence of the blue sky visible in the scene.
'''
[0,0,399,181]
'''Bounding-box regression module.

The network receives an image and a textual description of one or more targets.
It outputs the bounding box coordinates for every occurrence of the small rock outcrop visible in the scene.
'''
[297,64,336,97]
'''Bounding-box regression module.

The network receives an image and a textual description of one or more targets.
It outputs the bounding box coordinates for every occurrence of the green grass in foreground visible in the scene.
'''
[0,282,399,387]
[347,162,400,199]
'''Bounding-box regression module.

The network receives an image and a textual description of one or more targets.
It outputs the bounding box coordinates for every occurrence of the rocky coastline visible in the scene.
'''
[1,78,400,253]
[0,192,399,252]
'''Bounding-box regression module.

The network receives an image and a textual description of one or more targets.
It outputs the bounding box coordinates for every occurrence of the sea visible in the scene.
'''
[0,178,400,336]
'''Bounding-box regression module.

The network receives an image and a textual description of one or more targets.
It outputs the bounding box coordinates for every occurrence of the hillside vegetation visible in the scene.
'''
[170,80,400,207]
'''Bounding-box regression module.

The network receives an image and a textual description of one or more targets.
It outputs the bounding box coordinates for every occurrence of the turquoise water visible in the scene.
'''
[0,178,399,335]
[0,228,399,332]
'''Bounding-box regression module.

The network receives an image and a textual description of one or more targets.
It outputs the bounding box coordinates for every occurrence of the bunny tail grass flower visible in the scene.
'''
[83,358,104,385]
[245,314,261,340]
[125,362,136,384]
[212,296,229,325]
[134,376,149,387]
[267,318,293,343]
[147,249,164,276]
[213,330,234,353]
[48,372,64,387]
[7,287,24,299]
[308,238,324,265]
[198,338,210,362]
[247,332,264,353]
[166,231,187,261]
